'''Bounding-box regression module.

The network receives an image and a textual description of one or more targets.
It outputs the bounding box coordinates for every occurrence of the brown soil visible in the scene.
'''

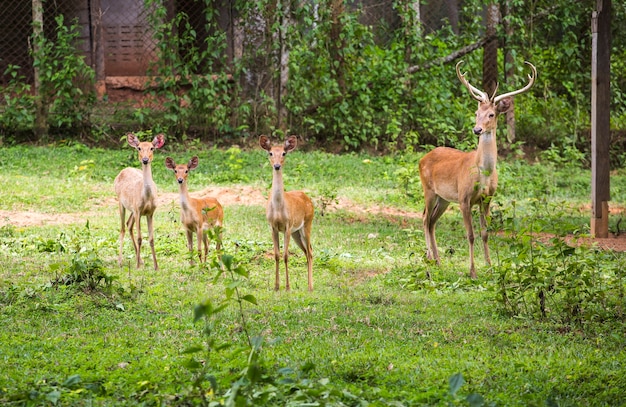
[2,186,626,252]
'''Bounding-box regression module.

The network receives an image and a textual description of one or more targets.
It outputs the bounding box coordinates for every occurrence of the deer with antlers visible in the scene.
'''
[419,61,536,278]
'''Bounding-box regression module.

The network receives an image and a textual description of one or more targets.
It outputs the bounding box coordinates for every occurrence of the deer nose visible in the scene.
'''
[273,164,281,171]
[473,127,483,135]
[142,157,150,165]
[177,178,184,184]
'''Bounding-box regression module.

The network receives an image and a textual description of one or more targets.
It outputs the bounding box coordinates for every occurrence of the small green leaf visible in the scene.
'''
[63,374,82,387]
[194,303,210,322]
[46,390,61,404]
[449,373,464,396]
[221,254,234,270]
[241,294,257,305]
[181,345,203,354]
[182,359,202,369]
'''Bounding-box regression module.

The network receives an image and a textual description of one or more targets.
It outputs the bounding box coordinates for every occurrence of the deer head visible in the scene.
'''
[456,61,536,135]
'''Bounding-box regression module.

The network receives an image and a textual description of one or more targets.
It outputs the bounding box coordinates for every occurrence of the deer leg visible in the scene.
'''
[198,227,208,263]
[293,229,314,291]
[424,195,449,264]
[271,228,281,291]
[283,229,292,291]
[134,213,144,268]
[146,214,158,270]
[460,202,477,279]
[126,213,137,261]
[127,212,143,268]
[118,205,127,266]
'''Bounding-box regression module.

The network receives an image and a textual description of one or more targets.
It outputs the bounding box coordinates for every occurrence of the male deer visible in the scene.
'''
[419,61,536,278]
[114,132,165,270]
[259,135,314,291]
[165,156,224,264]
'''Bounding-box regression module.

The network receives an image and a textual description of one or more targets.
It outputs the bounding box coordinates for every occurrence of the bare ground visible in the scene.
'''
[2,185,626,251]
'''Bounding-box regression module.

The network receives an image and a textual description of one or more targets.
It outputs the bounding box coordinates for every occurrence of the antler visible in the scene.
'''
[493,61,537,103]
[456,60,537,104]
[456,61,489,102]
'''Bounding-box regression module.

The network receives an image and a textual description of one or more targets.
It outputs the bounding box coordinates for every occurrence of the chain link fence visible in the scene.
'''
[1,1,34,85]
[1,0,587,144]
[1,0,469,85]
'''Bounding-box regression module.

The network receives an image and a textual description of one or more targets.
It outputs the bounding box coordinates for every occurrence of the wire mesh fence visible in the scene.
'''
[0,0,605,145]
[1,0,481,86]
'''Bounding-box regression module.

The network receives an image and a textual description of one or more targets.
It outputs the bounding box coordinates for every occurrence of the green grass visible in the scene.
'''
[0,143,625,406]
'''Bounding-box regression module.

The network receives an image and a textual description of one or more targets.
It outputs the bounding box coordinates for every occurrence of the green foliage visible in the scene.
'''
[0,65,36,136]
[491,200,626,323]
[145,1,244,139]
[45,224,117,292]
[313,184,339,217]
[2,374,106,405]
[1,16,95,141]
[211,146,249,183]
[2,0,626,160]
[31,15,96,135]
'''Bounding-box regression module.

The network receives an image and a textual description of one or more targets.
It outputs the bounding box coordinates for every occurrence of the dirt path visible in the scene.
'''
[2,186,626,251]
[0,185,421,228]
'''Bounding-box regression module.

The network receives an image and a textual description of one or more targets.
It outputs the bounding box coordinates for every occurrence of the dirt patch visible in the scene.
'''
[0,186,266,228]
[535,233,626,252]
[3,187,626,253]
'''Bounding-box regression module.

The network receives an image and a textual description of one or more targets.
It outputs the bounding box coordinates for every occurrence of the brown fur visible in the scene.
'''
[165,156,224,264]
[114,133,165,270]
[259,135,314,291]
[419,61,535,278]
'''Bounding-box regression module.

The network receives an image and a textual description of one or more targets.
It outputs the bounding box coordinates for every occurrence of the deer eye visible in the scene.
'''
[489,113,495,118]
[268,152,273,157]
[282,152,286,157]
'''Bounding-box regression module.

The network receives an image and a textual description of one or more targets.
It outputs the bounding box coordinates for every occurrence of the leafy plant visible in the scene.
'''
[44,224,117,292]
[314,184,339,217]
[31,15,96,136]
[0,64,36,137]
[2,374,106,405]
[491,201,626,323]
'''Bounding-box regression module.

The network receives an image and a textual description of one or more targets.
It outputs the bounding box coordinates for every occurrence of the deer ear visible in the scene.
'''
[188,156,199,170]
[284,135,298,152]
[497,97,512,114]
[127,133,139,147]
[259,135,271,151]
[165,157,176,170]
[153,133,165,149]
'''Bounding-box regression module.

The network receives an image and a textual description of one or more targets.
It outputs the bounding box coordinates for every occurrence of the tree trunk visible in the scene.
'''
[32,0,48,140]
[591,0,611,238]
[503,0,516,144]
[399,0,421,63]
[277,1,290,132]
[482,2,499,98]
[91,0,106,98]
[329,0,346,93]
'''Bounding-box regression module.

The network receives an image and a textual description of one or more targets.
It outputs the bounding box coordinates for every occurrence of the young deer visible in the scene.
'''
[165,156,224,264]
[259,135,314,291]
[419,61,536,278]
[114,132,165,270]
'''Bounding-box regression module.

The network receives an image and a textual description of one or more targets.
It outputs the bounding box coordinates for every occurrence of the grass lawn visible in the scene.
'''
[0,142,625,406]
